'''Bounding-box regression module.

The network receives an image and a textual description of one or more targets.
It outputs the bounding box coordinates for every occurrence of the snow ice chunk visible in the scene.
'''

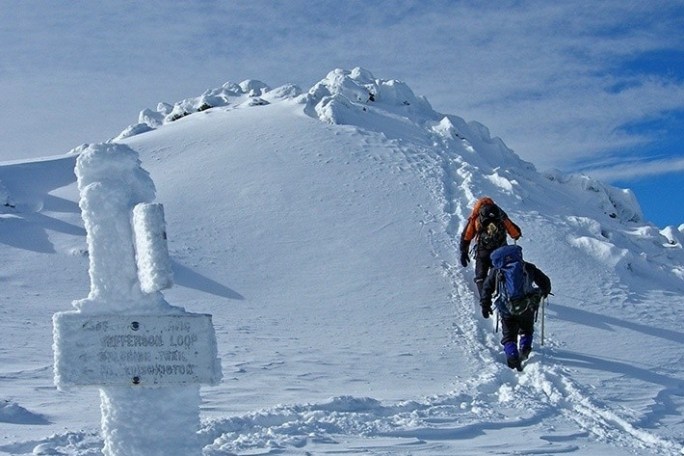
[487,170,517,194]
[603,185,643,223]
[113,123,154,141]
[138,108,165,128]
[497,384,515,403]
[349,67,375,84]
[156,102,172,114]
[570,236,629,268]
[432,116,457,138]
[0,179,14,209]
[661,225,683,247]
[263,83,302,102]
[239,79,270,97]
[306,67,437,127]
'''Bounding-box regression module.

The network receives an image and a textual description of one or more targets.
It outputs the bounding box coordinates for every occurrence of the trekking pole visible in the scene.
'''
[540,296,546,346]
[495,310,499,333]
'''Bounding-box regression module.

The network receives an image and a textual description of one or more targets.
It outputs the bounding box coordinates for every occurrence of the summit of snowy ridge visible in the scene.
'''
[115,66,682,283]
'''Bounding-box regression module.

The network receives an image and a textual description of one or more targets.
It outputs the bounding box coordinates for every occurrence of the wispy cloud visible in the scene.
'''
[385,2,684,171]
[582,155,684,181]
[0,0,683,178]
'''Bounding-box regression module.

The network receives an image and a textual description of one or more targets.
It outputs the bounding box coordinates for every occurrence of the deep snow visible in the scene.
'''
[0,68,683,455]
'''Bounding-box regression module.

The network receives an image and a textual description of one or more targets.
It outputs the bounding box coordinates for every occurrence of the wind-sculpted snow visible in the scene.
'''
[0,401,49,425]
[196,361,680,455]
[544,170,643,223]
[305,67,435,124]
[0,180,13,209]
[1,67,683,455]
[9,360,679,455]
[112,80,302,142]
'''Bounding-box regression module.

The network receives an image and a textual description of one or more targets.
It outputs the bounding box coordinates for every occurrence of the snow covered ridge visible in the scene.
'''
[45,67,684,286]
[302,68,537,176]
[112,67,518,167]
[112,67,439,142]
[102,65,684,269]
[110,67,651,226]
[544,169,643,223]
[302,68,654,227]
[112,79,303,141]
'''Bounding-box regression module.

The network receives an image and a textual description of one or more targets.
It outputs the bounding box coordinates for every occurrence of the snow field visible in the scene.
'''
[0,68,682,455]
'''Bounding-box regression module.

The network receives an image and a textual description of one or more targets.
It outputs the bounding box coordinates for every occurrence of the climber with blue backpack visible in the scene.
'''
[480,244,551,371]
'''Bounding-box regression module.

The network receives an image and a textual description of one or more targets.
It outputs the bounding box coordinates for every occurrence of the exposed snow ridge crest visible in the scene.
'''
[105,66,652,232]
[112,79,302,141]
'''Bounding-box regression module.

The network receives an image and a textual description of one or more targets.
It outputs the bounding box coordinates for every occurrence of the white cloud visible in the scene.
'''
[582,156,684,181]
[0,0,683,177]
[389,2,684,171]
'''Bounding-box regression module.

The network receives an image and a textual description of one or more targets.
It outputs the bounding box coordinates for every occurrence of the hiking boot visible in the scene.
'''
[503,342,522,371]
[503,341,519,358]
[519,334,532,360]
[520,345,532,361]
[506,356,523,371]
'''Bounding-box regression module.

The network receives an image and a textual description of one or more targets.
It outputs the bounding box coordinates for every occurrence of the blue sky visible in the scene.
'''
[0,0,682,226]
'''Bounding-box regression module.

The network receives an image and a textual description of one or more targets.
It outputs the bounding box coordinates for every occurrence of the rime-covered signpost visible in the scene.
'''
[53,143,222,456]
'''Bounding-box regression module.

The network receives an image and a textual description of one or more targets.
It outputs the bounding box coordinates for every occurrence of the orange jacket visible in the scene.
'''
[460,197,521,244]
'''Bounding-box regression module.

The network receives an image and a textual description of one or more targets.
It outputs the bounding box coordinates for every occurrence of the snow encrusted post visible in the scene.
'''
[132,202,174,293]
[53,143,221,456]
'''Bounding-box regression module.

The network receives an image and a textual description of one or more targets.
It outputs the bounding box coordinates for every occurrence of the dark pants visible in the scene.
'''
[474,248,494,298]
[500,308,535,347]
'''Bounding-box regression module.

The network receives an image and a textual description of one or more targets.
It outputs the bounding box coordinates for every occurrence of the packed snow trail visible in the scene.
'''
[424,106,682,455]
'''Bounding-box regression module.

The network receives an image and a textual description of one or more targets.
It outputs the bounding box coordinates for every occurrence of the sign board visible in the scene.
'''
[54,312,222,388]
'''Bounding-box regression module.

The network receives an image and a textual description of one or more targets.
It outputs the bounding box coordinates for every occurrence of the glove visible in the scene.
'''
[480,300,493,319]
[459,238,471,267]
[460,250,470,267]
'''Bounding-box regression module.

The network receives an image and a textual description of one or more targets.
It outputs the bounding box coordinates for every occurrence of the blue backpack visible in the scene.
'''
[491,245,542,316]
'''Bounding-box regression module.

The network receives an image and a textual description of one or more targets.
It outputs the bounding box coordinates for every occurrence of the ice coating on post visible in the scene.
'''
[100,387,202,456]
[74,143,169,314]
[71,143,203,456]
[133,202,174,293]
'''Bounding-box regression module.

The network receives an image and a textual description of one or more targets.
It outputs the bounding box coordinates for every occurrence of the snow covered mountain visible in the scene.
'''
[1,68,683,455]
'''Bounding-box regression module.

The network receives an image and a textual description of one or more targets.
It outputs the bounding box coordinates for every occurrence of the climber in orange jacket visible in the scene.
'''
[459,197,522,298]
